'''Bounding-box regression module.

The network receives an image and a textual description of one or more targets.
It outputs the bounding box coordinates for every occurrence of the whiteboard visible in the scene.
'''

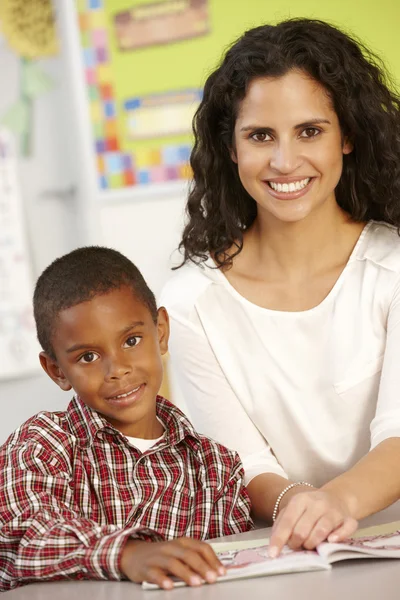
[0,128,40,379]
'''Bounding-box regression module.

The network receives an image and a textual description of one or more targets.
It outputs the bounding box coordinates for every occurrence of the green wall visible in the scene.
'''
[104,0,399,153]
[106,0,400,95]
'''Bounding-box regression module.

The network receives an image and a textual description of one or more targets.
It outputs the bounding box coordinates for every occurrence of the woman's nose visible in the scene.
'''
[269,141,299,173]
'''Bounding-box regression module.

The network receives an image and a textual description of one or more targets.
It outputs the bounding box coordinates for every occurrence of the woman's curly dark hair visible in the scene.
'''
[177,18,400,269]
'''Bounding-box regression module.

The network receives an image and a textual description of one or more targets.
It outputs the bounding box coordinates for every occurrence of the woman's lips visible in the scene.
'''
[264,177,314,200]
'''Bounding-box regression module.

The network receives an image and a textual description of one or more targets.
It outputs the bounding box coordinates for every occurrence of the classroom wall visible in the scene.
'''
[0,33,80,441]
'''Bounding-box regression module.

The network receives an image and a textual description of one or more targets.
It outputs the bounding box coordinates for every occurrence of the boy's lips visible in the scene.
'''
[105,383,146,407]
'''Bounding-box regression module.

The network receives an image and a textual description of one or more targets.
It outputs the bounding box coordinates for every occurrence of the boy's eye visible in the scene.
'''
[124,336,142,348]
[79,352,99,364]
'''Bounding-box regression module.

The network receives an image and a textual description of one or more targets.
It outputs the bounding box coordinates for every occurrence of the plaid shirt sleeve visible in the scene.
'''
[0,437,162,592]
[207,450,253,538]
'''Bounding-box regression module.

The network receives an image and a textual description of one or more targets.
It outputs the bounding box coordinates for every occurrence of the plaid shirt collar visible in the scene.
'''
[66,395,202,453]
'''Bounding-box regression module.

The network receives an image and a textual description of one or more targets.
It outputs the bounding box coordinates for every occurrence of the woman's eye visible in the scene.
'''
[79,352,98,364]
[300,127,320,138]
[251,132,271,142]
[124,336,142,348]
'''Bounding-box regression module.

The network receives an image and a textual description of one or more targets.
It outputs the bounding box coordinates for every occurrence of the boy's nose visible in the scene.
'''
[105,356,132,380]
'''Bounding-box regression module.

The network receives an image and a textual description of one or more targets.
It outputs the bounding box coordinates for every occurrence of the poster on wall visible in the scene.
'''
[77,0,204,191]
[114,0,210,50]
[124,89,202,139]
[0,128,40,379]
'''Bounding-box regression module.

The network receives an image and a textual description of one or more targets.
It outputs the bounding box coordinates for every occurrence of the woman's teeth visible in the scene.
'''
[268,178,310,192]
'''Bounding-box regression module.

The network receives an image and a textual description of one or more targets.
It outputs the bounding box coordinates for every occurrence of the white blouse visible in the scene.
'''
[160,221,400,487]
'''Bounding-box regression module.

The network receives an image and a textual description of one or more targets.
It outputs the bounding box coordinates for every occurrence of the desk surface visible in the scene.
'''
[7,503,400,600]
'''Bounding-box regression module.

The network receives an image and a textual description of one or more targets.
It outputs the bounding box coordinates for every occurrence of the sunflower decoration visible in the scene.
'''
[0,0,59,156]
[0,0,58,58]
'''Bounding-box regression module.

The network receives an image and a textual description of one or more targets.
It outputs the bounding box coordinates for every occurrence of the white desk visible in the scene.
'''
[7,503,400,600]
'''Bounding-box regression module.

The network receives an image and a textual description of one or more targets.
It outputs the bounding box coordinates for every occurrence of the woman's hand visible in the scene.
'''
[120,537,226,590]
[268,489,358,557]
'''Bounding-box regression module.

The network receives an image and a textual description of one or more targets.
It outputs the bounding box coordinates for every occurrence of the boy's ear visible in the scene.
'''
[39,352,72,391]
[156,307,169,356]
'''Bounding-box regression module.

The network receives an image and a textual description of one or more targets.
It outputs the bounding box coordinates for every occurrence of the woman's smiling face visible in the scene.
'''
[232,70,352,225]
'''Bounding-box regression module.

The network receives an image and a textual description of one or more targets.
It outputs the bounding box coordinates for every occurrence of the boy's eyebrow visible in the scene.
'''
[121,321,145,333]
[239,118,331,132]
[65,321,146,353]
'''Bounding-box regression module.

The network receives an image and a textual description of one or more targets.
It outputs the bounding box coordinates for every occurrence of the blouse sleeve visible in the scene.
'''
[167,307,288,484]
[370,276,400,447]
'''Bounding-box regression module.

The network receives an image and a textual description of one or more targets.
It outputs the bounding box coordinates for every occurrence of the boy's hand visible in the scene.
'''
[268,490,358,557]
[120,537,226,590]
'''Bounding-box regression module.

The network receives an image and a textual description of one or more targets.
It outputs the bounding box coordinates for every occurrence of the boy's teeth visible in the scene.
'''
[269,178,310,192]
[113,385,140,399]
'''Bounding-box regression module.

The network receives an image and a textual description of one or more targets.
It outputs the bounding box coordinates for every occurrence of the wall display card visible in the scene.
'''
[124,89,202,139]
[114,0,210,51]
[0,128,40,379]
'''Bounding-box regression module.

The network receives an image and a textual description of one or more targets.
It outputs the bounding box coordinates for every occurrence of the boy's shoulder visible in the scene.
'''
[158,397,242,474]
[194,431,244,480]
[1,406,75,472]
[4,409,69,445]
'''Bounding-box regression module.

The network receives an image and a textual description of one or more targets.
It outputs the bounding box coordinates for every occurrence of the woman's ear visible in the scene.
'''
[156,307,170,356]
[39,352,72,391]
[343,137,353,155]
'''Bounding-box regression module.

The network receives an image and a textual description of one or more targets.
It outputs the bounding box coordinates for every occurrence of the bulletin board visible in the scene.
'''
[77,0,202,190]
[75,0,400,193]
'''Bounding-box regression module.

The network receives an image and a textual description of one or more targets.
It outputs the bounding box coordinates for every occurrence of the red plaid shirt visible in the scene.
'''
[0,396,252,591]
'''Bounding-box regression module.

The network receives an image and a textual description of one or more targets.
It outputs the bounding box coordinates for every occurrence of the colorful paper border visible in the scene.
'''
[77,0,193,190]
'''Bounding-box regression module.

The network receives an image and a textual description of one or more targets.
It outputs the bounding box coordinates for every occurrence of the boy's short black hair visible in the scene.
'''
[33,246,158,359]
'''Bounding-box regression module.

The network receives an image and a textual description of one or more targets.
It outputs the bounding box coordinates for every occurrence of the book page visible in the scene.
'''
[317,529,400,563]
[142,540,329,590]
[142,522,400,589]
[353,520,400,538]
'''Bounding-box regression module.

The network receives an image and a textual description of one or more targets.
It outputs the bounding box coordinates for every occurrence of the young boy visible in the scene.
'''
[0,247,253,592]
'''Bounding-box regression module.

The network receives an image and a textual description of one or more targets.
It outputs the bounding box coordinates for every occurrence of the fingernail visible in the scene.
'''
[218,566,226,576]
[162,580,173,590]
[328,535,338,543]
[205,570,217,583]
[190,575,202,586]
[269,546,278,559]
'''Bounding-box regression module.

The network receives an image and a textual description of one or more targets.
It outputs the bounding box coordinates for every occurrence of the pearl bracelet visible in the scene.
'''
[272,481,314,522]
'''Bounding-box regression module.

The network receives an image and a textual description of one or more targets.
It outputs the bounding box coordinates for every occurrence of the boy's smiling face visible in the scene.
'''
[40,285,169,438]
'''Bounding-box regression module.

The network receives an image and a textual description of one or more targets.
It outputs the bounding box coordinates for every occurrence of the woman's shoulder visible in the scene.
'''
[160,259,220,317]
[358,221,400,273]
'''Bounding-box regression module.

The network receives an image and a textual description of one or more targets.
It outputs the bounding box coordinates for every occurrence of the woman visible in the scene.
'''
[160,18,400,556]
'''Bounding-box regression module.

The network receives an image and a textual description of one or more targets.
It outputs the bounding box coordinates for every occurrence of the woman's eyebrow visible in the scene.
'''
[240,118,331,133]
[294,118,331,129]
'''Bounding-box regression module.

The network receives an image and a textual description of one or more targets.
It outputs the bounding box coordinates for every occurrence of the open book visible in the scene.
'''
[142,520,400,590]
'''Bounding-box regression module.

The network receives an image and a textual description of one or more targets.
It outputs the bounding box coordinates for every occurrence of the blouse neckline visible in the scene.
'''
[206,220,373,317]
